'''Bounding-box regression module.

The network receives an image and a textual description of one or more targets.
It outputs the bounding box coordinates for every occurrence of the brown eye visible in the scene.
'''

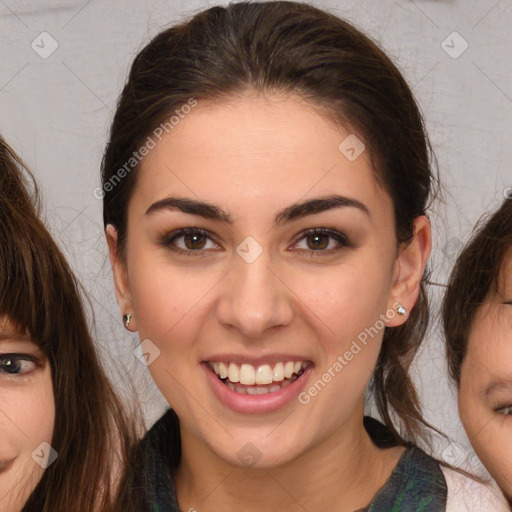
[184,233,207,250]
[292,228,351,254]
[160,227,220,255]
[306,233,329,250]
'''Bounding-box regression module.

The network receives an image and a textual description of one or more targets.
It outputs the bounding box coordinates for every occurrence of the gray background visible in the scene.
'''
[1,0,511,475]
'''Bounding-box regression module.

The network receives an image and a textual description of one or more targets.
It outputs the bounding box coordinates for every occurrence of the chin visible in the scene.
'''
[211,432,307,470]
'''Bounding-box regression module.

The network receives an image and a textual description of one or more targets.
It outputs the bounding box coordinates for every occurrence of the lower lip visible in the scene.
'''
[202,363,313,414]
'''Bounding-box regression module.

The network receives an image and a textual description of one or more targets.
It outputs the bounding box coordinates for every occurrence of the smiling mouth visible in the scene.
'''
[207,360,311,395]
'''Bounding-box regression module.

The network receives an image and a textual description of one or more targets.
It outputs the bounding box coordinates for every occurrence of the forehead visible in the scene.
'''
[0,317,22,335]
[0,316,34,345]
[133,92,391,221]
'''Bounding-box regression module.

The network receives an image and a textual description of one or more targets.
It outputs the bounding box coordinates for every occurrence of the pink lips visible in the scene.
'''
[202,361,313,414]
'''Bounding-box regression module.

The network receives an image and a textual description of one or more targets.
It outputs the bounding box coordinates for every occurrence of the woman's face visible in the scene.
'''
[0,318,55,511]
[109,92,430,467]
[459,249,512,500]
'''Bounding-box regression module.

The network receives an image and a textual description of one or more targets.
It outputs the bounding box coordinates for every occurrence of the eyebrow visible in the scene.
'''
[485,379,512,397]
[145,194,370,225]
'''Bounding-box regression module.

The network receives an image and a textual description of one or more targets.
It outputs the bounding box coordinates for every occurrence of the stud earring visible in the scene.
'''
[396,305,406,316]
[123,313,133,329]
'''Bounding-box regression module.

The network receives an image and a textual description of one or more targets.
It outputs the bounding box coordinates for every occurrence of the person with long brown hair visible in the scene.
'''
[101,2,508,510]
[443,197,512,507]
[0,135,139,511]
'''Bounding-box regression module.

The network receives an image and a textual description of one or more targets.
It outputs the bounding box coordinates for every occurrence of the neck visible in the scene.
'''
[174,408,405,512]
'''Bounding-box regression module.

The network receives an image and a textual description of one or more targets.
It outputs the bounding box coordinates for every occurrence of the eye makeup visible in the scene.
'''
[156,225,355,258]
[0,353,42,377]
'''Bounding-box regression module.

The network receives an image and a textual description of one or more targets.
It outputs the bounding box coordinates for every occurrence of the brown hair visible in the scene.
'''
[101,1,438,447]
[0,136,139,511]
[443,197,512,385]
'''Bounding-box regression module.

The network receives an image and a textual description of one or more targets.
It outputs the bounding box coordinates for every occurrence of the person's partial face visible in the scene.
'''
[0,318,55,511]
[459,249,512,500]
[108,92,430,468]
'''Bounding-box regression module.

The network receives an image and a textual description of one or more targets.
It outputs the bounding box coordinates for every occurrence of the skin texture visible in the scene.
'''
[459,249,512,502]
[0,318,55,512]
[107,92,431,511]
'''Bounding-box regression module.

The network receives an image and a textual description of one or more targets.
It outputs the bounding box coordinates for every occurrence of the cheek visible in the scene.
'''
[468,416,512,491]
[0,375,54,466]
[0,384,53,512]
[133,257,391,329]
[458,369,482,432]
[458,393,484,447]
[130,244,394,339]
[28,383,55,445]
[12,382,55,446]
[129,257,223,402]
[130,259,221,344]
[458,374,512,482]
[288,257,394,343]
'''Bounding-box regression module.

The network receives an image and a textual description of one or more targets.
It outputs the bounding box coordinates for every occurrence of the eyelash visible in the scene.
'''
[159,227,352,257]
[496,405,512,415]
[0,353,40,377]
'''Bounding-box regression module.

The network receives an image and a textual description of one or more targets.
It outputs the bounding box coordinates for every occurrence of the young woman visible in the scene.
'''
[101,2,508,510]
[443,197,512,507]
[0,135,138,511]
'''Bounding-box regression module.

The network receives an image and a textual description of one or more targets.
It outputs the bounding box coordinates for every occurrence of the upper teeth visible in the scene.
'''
[210,361,308,385]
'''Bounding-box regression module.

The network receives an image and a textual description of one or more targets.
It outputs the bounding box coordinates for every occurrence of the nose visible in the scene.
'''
[216,251,294,338]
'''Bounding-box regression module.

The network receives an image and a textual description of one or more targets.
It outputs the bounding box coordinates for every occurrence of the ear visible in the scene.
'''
[106,224,137,331]
[386,216,431,327]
